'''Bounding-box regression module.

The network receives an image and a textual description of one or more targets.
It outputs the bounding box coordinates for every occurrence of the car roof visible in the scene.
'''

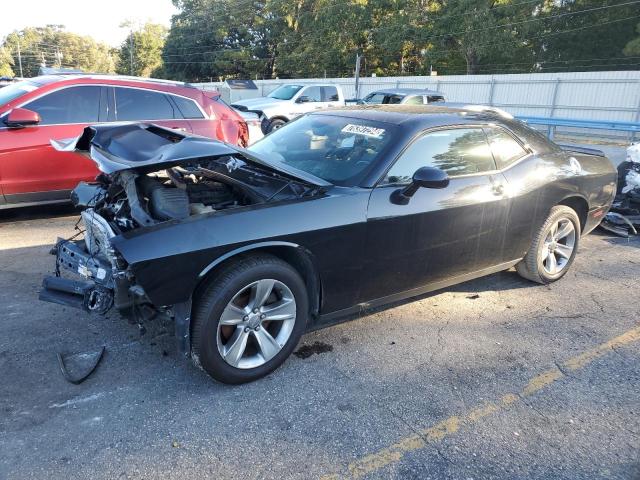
[27,74,197,90]
[310,105,497,128]
[367,88,444,96]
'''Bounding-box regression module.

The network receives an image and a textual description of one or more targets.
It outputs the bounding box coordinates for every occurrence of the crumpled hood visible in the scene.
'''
[51,123,331,187]
[231,97,284,112]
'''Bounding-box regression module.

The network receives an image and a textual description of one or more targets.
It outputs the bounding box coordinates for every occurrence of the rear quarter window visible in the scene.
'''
[485,127,528,169]
[507,120,562,154]
[171,95,205,119]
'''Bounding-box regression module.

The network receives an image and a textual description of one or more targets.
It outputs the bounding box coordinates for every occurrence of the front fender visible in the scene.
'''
[197,240,302,279]
[110,189,369,309]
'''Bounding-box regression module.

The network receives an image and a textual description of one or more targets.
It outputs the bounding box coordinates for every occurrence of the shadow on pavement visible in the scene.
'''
[0,203,78,223]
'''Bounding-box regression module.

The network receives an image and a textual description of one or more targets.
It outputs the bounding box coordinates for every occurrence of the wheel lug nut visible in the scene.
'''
[253,308,259,314]
[260,314,266,319]
[244,327,250,333]
[254,326,260,331]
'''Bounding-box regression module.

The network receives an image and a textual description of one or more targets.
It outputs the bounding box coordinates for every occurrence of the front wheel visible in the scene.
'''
[266,118,286,133]
[516,205,581,284]
[191,254,308,384]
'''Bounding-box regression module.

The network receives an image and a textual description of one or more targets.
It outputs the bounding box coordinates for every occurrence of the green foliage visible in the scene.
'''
[0,47,14,77]
[3,0,639,81]
[531,0,639,72]
[1,26,116,77]
[623,22,640,56]
[116,23,168,77]
[160,0,640,81]
[162,0,273,81]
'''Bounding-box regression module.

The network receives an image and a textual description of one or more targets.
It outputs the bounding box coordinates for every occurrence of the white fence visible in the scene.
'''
[194,70,640,139]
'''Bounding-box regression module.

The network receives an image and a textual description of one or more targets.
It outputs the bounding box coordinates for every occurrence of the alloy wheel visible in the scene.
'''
[541,218,576,275]
[216,279,297,369]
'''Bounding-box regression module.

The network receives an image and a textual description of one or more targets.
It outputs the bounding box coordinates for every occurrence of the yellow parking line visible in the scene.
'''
[321,325,640,480]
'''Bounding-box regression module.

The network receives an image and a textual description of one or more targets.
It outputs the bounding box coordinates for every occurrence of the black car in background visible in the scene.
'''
[40,105,616,384]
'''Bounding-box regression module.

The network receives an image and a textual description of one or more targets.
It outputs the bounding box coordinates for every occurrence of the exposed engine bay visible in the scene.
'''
[42,152,320,325]
[73,163,255,233]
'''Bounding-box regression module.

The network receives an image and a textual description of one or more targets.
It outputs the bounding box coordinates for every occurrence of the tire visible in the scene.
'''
[516,205,581,284]
[266,118,286,133]
[191,253,308,384]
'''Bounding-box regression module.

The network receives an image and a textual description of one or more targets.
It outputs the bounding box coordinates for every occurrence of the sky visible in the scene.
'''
[0,0,179,47]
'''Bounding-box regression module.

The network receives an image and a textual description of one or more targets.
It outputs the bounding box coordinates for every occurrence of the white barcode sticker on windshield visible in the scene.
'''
[341,124,385,138]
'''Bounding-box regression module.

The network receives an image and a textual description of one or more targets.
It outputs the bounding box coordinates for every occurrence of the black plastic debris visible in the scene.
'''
[57,346,106,384]
[600,145,640,237]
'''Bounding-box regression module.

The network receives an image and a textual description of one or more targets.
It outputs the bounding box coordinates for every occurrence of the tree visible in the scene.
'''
[117,22,168,77]
[1,26,116,77]
[532,0,639,73]
[157,0,640,81]
[0,47,14,77]
[421,0,539,75]
[162,0,273,82]
[623,22,640,57]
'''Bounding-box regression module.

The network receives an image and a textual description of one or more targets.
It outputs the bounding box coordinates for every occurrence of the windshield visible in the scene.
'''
[248,114,395,186]
[267,85,303,100]
[0,80,39,107]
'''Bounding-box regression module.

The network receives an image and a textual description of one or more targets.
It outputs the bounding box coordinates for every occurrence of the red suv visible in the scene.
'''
[0,75,248,208]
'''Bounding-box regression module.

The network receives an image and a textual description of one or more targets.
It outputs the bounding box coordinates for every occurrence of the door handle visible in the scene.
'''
[171,127,187,131]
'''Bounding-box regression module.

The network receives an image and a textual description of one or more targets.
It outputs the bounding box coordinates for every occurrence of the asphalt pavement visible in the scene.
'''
[0,201,639,480]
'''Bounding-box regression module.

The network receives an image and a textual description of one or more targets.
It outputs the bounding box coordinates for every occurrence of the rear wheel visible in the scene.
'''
[191,254,308,384]
[516,205,580,284]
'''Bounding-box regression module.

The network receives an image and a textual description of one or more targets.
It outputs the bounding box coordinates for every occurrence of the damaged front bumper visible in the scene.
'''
[39,239,115,313]
[39,234,193,356]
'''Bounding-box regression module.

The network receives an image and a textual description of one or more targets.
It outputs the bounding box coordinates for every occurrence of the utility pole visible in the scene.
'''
[354,53,362,100]
[16,36,23,78]
[129,29,134,76]
[55,47,62,68]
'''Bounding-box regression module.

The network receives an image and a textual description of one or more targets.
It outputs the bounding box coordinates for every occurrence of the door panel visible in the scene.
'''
[0,125,99,196]
[0,85,105,200]
[360,126,510,303]
[362,174,509,302]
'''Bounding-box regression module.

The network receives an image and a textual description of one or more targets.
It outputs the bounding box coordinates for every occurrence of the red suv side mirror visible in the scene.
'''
[4,108,41,128]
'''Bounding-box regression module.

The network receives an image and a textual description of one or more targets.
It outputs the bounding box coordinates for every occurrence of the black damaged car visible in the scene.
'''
[40,106,617,384]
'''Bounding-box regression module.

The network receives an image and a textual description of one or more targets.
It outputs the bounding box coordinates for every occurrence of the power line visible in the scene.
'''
[160,0,542,51]
[161,0,638,59]
[413,13,640,60]
[417,0,640,42]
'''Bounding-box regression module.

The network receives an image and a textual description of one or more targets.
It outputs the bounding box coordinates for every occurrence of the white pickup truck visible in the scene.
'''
[231,83,345,135]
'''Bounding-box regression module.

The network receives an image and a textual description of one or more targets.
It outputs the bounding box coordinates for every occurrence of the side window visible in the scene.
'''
[427,95,445,103]
[322,86,339,102]
[384,128,496,184]
[114,87,177,121]
[25,86,101,125]
[403,95,424,105]
[364,93,385,104]
[485,127,527,169]
[171,95,205,119]
[300,86,322,102]
[385,95,403,104]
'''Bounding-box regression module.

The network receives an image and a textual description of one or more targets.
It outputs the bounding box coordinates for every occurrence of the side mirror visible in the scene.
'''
[296,95,311,104]
[4,108,41,128]
[391,166,449,205]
